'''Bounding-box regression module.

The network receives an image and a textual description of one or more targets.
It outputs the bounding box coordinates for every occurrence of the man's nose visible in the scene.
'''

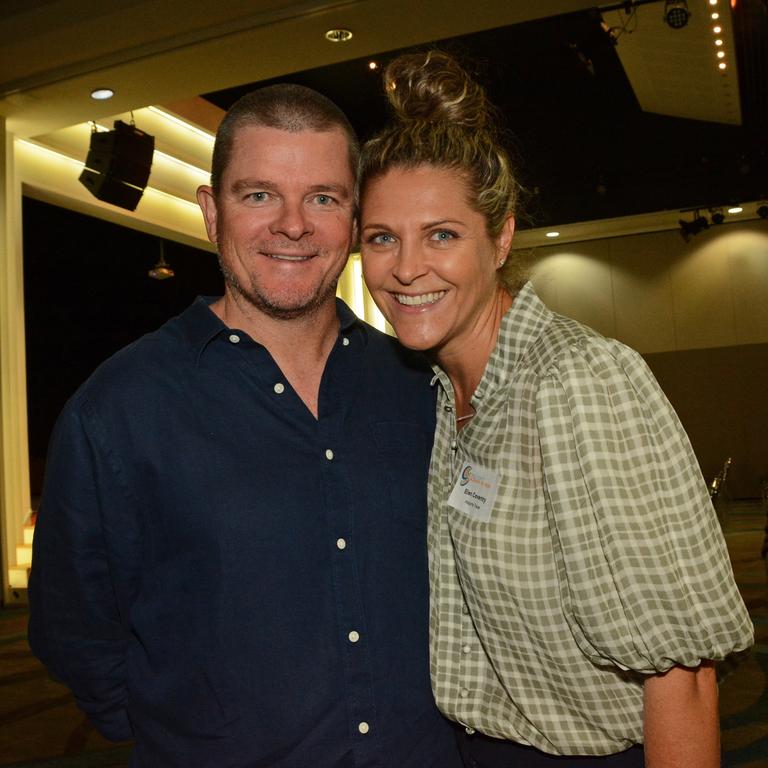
[270,200,313,240]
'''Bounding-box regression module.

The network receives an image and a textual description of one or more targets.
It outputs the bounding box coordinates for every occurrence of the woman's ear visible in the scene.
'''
[495,215,516,267]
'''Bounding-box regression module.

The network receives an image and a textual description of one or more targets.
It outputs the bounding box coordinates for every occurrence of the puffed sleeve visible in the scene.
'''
[28,395,135,741]
[535,336,753,674]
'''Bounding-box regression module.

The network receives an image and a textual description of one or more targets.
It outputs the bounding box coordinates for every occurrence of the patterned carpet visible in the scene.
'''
[1,501,766,767]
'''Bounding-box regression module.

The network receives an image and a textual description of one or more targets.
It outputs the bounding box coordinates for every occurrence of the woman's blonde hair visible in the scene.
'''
[359,50,525,292]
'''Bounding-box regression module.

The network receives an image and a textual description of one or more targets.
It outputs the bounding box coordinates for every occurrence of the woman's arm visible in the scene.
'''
[643,662,719,768]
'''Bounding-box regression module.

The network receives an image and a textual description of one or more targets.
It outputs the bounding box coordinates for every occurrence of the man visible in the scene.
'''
[28,85,461,767]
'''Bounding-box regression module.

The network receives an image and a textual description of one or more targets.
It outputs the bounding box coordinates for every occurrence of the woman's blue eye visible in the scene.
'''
[371,233,395,245]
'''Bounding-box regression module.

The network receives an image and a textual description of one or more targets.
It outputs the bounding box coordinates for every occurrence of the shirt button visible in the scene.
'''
[228,334,240,344]
[358,721,370,735]
[348,630,360,643]
[462,644,472,654]
[342,337,350,346]
[325,449,334,461]
[460,688,470,699]
[443,404,453,412]
[336,538,347,550]
[273,382,285,394]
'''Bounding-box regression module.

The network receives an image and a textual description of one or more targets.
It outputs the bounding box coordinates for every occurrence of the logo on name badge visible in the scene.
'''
[460,465,472,486]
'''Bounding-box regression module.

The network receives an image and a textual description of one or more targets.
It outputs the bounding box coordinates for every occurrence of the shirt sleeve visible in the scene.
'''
[28,396,135,741]
[535,336,754,674]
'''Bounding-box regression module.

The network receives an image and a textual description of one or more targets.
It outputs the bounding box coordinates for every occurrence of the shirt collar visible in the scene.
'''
[178,296,366,363]
[431,281,553,398]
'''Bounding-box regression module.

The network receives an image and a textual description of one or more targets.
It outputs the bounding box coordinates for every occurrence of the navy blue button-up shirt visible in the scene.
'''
[29,298,461,768]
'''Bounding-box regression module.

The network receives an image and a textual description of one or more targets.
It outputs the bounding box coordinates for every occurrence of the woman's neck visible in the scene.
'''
[435,286,514,419]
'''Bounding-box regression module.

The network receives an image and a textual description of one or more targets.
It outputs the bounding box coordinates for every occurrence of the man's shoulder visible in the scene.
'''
[358,321,432,381]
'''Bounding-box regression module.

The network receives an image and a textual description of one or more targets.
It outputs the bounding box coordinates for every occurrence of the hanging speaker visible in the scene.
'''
[79,120,155,211]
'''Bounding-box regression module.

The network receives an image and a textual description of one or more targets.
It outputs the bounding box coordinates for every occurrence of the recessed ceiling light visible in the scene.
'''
[727,206,743,213]
[711,11,720,18]
[713,25,722,32]
[324,28,353,42]
[368,61,378,70]
[90,88,114,100]
[718,62,727,70]
[709,0,718,5]
[714,38,723,46]
[545,231,560,238]
[717,50,726,58]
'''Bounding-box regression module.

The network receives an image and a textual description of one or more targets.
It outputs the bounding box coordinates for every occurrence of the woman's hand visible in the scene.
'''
[643,661,719,768]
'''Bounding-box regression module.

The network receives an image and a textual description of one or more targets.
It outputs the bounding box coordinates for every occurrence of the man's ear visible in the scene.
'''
[196,185,219,245]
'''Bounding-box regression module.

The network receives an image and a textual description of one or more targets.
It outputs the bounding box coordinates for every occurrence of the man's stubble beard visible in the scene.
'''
[216,249,345,322]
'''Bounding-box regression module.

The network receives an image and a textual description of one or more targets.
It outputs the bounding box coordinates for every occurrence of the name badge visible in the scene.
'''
[447,462,499,522]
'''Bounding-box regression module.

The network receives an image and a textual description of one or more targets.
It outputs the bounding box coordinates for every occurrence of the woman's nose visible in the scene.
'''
[391,240,427,285]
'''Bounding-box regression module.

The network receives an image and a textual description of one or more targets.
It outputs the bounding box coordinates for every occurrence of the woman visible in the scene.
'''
[358,51,753,768]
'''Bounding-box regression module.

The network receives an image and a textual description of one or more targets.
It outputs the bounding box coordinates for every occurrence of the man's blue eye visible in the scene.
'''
[250,192,268,202]
[315,194,333,205]
[432,230,455,241]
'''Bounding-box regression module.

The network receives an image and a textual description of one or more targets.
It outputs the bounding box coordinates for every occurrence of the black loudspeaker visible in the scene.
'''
[79,120,155,211]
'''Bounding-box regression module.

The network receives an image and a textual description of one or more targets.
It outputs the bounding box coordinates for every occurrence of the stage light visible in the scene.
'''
[756,204,768,219]
[679,213,709,242]
[149,243,174,280]
[664,0,690,28]
[710,208,725,225]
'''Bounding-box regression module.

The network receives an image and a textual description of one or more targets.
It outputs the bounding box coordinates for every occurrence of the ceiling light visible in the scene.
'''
[709,0,718,5]
[149,244,174,280]
[727,206,743,213]
[664,0,691,28]
[679,213,709,242]
[368,61,378,70]
[713,25,722,32]
[324,28,353,42]
[545,231,560,238]
[718,62,727,69]
[715,38,723,45]
[90,88,114,100]
[717,50,726,58]
[711,11,720,18]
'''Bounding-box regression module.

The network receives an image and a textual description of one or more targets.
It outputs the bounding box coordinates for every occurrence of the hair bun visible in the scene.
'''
[384,51,489,131]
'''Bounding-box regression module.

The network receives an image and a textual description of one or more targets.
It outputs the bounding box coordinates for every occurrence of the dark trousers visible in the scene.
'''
[455,726,645,768]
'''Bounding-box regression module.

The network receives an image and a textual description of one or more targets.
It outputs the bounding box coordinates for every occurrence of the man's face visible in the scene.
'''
[198,125,356,320]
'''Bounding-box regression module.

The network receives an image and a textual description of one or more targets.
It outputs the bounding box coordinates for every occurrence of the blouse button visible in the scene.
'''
[273,382,285,394]
[443,404,453,412]
[462,644,472,654]
[325,449,334,461]
[228,334,240,344]
[462,604,470,615]
[459,688,470,699]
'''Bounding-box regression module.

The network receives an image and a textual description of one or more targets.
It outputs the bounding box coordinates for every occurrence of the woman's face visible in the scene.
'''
[361,165,514,355]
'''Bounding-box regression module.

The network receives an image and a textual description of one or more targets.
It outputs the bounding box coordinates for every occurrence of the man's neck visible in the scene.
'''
[210,292,341,418]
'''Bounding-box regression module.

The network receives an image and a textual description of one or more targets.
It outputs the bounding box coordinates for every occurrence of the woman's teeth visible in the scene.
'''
[394,291,446,306]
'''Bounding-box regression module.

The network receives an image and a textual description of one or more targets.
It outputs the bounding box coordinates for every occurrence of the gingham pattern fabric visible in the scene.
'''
[428,282,754,756]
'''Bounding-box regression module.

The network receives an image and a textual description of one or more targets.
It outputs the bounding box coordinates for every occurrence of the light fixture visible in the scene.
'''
[545,231,560,238]
[368,61,378,70]
[718,62,727,70]
[679,212,709,242]
[715,38,723,46]
[717,50,726,58]
[149,242,174,280]
[709,0,718,5]
[90,88,114,100]
[713,25,722,32]
[711,11,720,18]
[757,203,768,219]
[664,0,690,29]
[727,206,743,214]
[324,28,353,42]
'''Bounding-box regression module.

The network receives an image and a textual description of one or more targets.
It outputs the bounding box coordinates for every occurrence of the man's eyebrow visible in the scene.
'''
[307,183,352,199]
[229,179,278,195]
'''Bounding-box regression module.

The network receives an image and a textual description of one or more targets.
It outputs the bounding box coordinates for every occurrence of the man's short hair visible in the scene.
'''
[211,84,359,197]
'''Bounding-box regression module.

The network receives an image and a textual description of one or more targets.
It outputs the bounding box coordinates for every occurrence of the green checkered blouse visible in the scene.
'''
[427,282,753,756]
